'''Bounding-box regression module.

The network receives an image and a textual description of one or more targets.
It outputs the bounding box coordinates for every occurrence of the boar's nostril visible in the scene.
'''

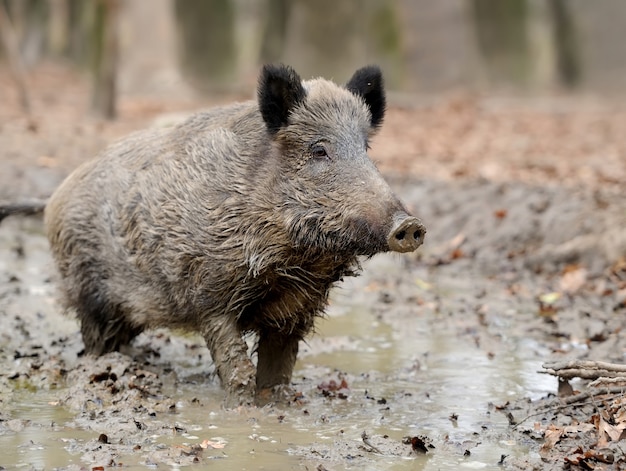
[387,215,426,253]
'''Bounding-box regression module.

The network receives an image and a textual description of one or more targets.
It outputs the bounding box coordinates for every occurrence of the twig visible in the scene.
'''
[512,387,626,428]
[589,377,626,388]
[361,431,382,454]
[548,386,626,406]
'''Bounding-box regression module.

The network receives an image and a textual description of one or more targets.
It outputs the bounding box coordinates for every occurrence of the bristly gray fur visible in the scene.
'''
[44,64,417,407]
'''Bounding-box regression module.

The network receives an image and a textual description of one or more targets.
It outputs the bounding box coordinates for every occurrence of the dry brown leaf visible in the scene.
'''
[494,209,507,219]
[450,248,465,260]
[594,414,624,448]
[36,155,58,168]
[559,267,588,294]
[540,424,563,454]
[538,292,561,317]
[613,406,626,427]
[200,439,226,449]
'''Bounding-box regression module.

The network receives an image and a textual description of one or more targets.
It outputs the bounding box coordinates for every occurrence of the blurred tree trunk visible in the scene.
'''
[48,0,69,56]
[548,0,581,87]
[118,0,189,97]
[0,1,31,112]
[471,0,531,86]
[2,0,48,66]
[66,0,92,65]
[281,0,403,86]
[282,0,365,80]
[566,0,626,93]
[232,0,265,86]
[174,0,236,92]
[397,0,482,92]
[260,0,291,64]
[365,0,404,88]
[526,0,557,89]
[90,0,119,119]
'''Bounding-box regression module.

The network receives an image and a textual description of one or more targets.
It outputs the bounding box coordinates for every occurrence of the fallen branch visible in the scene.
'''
[541,360,626,380]
[0,200,47,224]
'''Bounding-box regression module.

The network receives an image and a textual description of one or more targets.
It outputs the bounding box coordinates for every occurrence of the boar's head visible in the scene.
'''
[258,64,425,258]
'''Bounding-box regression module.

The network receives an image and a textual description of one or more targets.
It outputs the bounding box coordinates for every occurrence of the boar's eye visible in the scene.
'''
[311,144,329,160]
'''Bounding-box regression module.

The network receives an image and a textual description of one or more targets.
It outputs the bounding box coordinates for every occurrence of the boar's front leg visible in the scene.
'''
[203,317,256,407]
[255,329,300,405]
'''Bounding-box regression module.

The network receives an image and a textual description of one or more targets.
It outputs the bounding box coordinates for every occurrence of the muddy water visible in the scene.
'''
[0,215,559,470]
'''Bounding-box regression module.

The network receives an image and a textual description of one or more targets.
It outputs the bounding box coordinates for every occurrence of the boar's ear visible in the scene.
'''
[346,65,386,129]
[258,64,307,134]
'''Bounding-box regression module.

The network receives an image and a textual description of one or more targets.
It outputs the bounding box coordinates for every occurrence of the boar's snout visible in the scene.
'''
[387,213,426,253]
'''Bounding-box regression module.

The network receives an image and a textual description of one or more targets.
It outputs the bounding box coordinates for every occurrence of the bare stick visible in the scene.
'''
[0,200,47,224]
[541,360,626,380]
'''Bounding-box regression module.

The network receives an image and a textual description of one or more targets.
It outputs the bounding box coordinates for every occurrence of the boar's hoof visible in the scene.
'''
[256,384,299,407]
[224,385,256,409]
[387,214,426,253]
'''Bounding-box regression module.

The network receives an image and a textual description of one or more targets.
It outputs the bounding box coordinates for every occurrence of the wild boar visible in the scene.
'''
[44,64,425,406]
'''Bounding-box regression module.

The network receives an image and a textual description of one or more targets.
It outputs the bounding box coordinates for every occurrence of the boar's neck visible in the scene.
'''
[235,250,360,335]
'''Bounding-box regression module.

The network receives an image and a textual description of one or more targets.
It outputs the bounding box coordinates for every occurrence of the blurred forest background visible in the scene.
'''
[2,0,626,119]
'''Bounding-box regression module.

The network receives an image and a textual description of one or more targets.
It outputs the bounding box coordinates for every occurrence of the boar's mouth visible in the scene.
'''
[335,214,425,256]
[287,210,425,257]
[341,216,391,256]
[287,215,392,257]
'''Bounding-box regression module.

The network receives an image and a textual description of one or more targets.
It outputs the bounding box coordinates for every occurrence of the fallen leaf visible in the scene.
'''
[37,155,57,168]
[538,292,562,316]
[540,424,563,455]
[595,414,625,448]
[559,266,587,294]
[450,248,465,260]
[494,209,507,219]
[414,278,432,290]
[539,292,561,304]
[200,439,226,449]
[317,377,350,398]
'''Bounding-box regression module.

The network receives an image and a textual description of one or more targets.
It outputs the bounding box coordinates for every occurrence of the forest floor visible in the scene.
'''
[1,62,626,470]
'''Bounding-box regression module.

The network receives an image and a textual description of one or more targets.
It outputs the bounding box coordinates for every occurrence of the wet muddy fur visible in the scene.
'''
[43,64,424,406]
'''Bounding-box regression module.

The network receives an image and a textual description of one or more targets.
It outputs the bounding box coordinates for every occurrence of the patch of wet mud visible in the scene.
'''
[0,178,625,470]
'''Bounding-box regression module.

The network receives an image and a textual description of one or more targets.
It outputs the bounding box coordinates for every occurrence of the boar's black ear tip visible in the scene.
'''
[356,65,383,80]
[258,64,306,134]
[346,65,386,129]
[260,63,295,80]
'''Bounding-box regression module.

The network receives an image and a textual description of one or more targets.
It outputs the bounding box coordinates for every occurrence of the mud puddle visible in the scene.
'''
[1,178,625,470]
[1,271,552,470]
